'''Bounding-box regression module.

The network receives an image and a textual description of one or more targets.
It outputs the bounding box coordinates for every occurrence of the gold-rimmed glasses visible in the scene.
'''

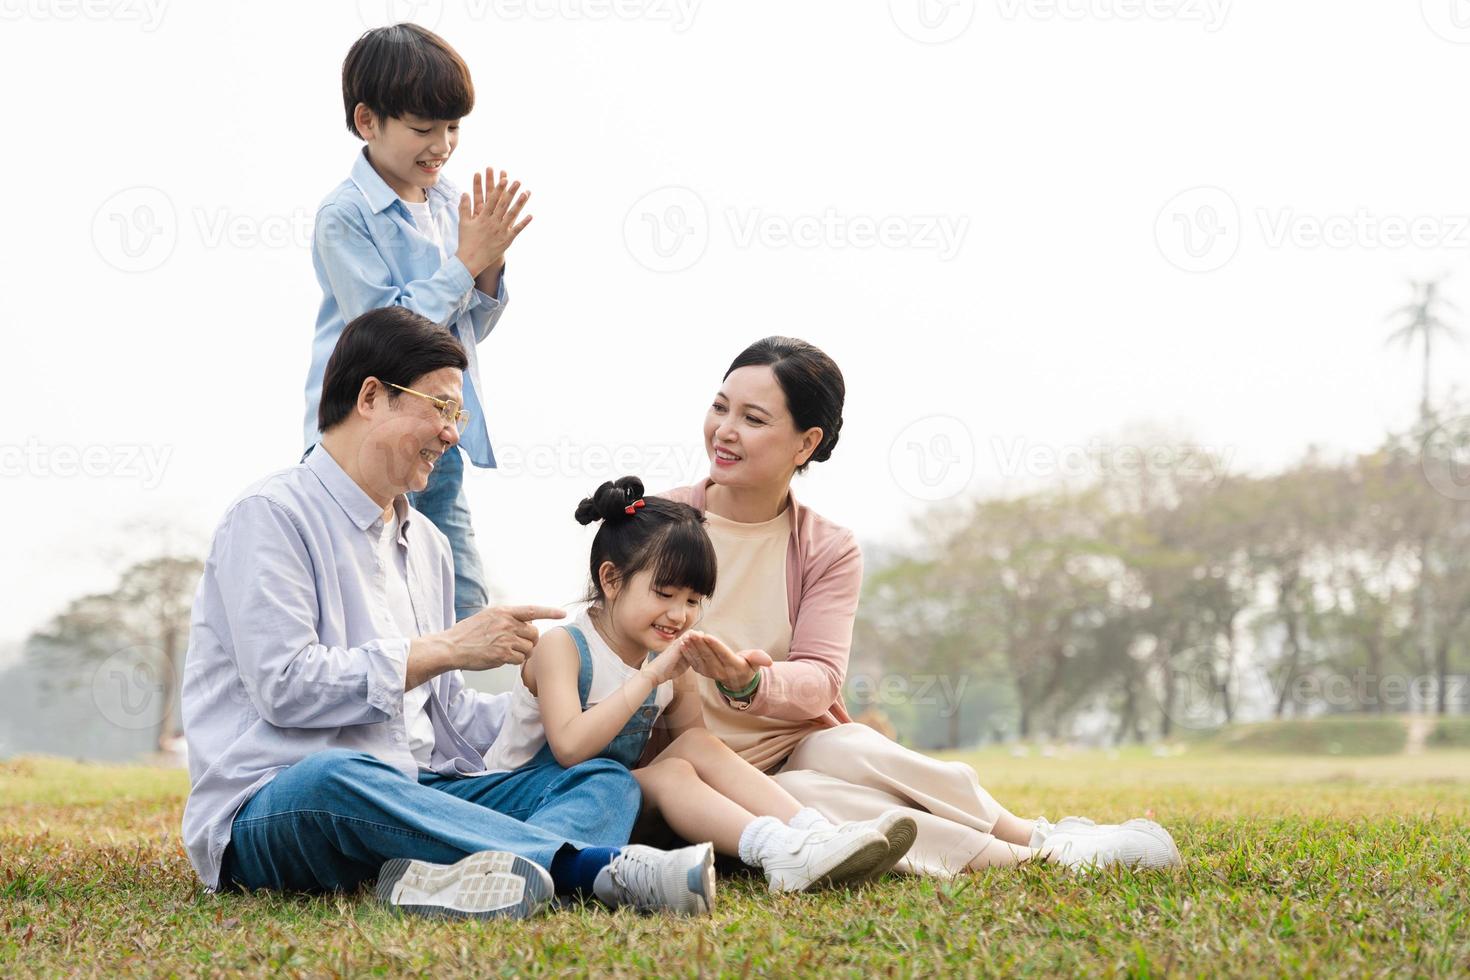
[382,381,471,434]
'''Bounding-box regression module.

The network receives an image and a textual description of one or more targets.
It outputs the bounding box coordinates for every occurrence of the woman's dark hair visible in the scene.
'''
[724,337,846,474]
[576,476,717,605]
[342,24,475,137]
[317,307,468,434]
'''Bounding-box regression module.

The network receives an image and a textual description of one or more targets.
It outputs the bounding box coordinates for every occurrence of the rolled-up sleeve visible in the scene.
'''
[746,535,863,721]
[314,203,478,328]
[215,496,409,729]
[466,274,508,343]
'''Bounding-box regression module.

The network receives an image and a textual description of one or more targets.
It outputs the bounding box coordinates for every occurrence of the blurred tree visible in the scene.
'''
[28,553,202,753]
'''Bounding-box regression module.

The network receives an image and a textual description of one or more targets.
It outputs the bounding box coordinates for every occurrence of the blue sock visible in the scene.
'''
[549,845,621,896]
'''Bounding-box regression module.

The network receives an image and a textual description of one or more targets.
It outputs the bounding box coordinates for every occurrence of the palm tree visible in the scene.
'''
[1386,276,1461,717]
[1386,276,1460,424]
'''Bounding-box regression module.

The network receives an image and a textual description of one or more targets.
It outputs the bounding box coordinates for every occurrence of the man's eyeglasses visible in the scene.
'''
[382,381,471,434]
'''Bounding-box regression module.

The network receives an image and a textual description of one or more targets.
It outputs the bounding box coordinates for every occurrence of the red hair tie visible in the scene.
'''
[624,498,646,516]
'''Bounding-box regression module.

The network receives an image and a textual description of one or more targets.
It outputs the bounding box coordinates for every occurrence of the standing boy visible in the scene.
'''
[303,23,531,621]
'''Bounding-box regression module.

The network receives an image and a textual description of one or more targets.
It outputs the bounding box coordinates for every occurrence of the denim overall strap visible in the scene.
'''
[562,624,598,709]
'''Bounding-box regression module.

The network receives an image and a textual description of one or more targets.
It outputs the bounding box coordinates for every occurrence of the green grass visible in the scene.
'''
[1188,715,1410,755]
[1429,716,1470,748]
[3,748,1469,977]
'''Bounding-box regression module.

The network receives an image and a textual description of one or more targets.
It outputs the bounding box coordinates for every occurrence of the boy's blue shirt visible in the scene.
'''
[303,147,507,468]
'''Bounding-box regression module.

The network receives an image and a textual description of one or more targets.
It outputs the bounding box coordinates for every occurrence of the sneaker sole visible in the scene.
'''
[375,851,554,921]
[862,813,919,882]
[770,832,892,893]
[685,842,716,915]
[1122,818,1182,864]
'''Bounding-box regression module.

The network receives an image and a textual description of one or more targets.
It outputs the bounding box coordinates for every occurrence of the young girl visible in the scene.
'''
[482,476,917,895]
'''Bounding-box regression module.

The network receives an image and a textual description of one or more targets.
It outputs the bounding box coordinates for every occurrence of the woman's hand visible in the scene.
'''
[680,631,774,689]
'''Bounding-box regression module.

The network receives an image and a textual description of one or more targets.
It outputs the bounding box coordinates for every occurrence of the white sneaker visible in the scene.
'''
[375,850,554,920]
[830,810,919,882]
[1040,820,1182,870]
[1032,815,1174,848]
[594,843,715,916]
[761,824,892,893]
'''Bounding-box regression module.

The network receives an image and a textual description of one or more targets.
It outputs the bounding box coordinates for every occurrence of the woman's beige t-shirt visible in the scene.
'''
[696,508,816,772]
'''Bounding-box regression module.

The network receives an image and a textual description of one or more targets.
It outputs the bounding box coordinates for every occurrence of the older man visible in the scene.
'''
[181,307,715,918]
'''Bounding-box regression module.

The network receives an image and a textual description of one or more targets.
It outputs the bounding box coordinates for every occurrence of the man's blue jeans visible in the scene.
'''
[408,445,490,622]
[222,749,640,892]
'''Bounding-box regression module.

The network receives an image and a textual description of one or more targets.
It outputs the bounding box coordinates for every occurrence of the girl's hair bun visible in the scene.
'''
[574,475,647,526]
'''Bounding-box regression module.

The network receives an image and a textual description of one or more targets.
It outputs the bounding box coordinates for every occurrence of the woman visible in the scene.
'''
[661,337,1180,875]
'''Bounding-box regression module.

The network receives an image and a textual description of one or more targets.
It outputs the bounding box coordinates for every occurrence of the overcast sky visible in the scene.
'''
[2,0,1469,650]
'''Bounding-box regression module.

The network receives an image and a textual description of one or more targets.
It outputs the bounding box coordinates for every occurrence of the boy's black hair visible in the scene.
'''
[317,307,468,434]
[342,23,475,137]
[576,477,718,604]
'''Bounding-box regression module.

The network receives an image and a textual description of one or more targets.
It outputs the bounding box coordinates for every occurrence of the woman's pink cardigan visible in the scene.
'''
[660,481,860,727]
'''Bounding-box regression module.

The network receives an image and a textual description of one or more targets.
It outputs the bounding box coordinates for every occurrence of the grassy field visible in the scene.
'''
[3,745,1468,977]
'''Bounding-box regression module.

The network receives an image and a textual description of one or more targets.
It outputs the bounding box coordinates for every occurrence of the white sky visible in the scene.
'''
[2,0,1469,649]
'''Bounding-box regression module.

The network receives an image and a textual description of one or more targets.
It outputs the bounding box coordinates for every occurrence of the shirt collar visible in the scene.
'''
[305,445,409,533]
[349,146,456,215]
[349,146,403,216]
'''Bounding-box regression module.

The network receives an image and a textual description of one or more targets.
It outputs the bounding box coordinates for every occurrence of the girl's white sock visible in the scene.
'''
[788,807,834,832]
[737,816,786,867]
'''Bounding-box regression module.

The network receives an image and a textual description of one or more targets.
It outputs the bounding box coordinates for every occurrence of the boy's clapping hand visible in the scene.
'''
[456,167,532,281]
